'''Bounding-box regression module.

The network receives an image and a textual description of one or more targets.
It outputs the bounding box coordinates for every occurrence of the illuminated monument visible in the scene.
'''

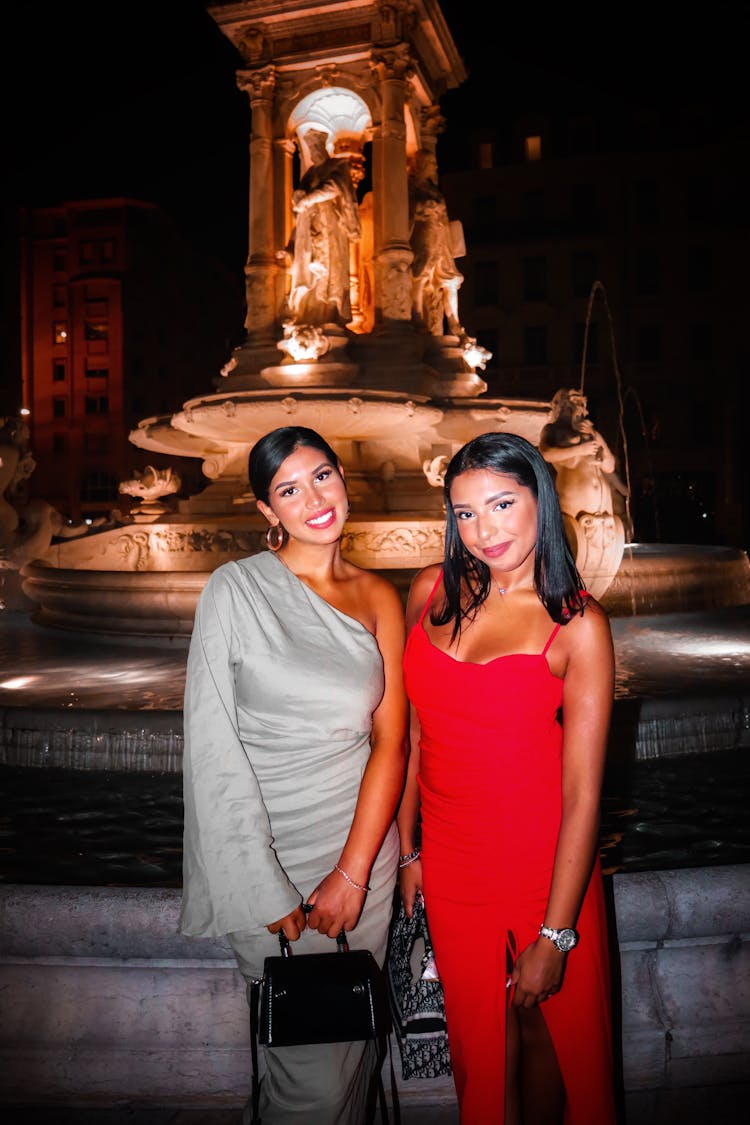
[15,0,749,632]
[16,0,633,633]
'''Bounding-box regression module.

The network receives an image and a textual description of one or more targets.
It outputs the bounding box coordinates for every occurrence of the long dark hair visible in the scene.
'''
[434,431,585,637]
[248,426,342,504]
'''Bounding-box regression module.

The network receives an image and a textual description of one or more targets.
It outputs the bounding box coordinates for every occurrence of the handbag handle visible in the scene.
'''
[277,925,348,956]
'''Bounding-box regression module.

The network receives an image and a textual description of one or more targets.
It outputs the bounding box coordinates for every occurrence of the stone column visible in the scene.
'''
[371,45,414,326]
[274,136,295,321]
[236,66,278,344]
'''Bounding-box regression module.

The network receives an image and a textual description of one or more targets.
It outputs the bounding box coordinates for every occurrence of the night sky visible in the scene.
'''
[6,1,744,277]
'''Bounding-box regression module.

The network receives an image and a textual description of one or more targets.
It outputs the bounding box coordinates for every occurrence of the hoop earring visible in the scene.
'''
[266,524,285,552]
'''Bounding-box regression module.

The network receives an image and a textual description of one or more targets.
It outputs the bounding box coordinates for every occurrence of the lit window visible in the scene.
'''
[85,320,109,341]
[524,135,542,161]
[53,322,68,344]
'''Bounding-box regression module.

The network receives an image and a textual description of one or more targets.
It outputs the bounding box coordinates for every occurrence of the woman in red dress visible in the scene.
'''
[398,432,617,1125]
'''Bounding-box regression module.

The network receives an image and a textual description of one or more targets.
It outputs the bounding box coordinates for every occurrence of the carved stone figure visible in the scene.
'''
[539,388,628,598]
[0,416,91,570]
[287,128,362,328]
[408,148,465,337]
[119,466,181,523]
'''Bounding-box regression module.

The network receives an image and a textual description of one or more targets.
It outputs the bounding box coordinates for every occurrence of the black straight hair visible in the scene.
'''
[248,426,342,505]
[433,431,586,638]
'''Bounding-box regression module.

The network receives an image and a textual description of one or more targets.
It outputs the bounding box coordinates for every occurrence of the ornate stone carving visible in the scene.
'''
[340,524,444,560]
[379,246,413,320]
[119,466,181,523]
[287,128,362,328]
[236,65,276,103]
[371,44,415,84]
[539,388,628,598]
[408,148,465,337]
[277,322,330,362]
[422,455,449,488]
[462,337,492,371]
[235,27,271,66]
[119,466,180,503]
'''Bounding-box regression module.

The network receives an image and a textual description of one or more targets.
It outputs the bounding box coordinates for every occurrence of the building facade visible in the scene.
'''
[18,199,243,522]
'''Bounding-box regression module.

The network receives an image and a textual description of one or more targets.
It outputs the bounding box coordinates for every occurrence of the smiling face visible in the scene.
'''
[256,442,348,546]
[449,468,538,580]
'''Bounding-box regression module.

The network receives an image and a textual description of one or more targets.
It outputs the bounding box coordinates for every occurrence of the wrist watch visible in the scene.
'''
[539,923,579,952]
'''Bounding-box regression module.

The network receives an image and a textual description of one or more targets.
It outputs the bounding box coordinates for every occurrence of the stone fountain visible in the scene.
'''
[16,0,663,636]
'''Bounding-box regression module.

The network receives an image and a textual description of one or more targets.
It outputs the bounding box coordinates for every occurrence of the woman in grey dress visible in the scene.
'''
[180,426,408,1124]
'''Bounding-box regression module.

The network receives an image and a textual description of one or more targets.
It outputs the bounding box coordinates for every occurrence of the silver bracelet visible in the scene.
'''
[334,863,370,892]
[398,849,421,868]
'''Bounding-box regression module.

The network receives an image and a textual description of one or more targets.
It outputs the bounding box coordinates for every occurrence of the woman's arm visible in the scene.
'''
[397,703,424,917]
[511,599,614,1007]
[395,565,441,915]
[181,568,303,939]
[306,576,409,937]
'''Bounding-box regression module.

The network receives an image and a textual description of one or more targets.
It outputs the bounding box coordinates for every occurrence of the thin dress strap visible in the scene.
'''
[541,622,561,656]
[418,569,444,625]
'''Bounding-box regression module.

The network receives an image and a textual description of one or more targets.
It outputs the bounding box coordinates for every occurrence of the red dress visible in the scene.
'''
[403,574,616,1125]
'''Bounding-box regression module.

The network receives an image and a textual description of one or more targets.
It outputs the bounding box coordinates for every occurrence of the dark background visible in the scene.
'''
[6,0,745,276]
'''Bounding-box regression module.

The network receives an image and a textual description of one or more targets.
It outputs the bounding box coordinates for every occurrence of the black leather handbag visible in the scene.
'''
[246,928,394,1124]
[259,927,391,1047]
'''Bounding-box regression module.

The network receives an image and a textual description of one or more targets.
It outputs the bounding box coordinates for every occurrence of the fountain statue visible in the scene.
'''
[539,388,628,599]
[14,0,750,636]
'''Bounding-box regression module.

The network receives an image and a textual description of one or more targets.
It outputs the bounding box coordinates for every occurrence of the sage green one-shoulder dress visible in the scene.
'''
[180,550,399,1124]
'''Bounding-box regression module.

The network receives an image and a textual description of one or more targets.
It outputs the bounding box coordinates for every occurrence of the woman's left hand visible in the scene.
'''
[305,868,368,938]
[510,937,566,1008]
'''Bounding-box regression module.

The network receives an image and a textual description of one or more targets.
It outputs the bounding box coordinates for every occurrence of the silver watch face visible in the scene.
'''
[555,928,578,951]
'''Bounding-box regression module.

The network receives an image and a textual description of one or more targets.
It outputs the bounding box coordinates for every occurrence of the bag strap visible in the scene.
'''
[248,978,262,1125]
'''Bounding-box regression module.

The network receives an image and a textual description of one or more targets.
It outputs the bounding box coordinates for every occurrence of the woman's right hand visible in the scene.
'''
[266,903,308,942]
[399,857,423,918]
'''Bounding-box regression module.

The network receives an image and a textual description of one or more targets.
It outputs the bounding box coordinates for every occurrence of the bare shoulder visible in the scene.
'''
[408,563,442,601]
[563,595,614,654]
[341,562,405,635]
[356,567,405,613]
